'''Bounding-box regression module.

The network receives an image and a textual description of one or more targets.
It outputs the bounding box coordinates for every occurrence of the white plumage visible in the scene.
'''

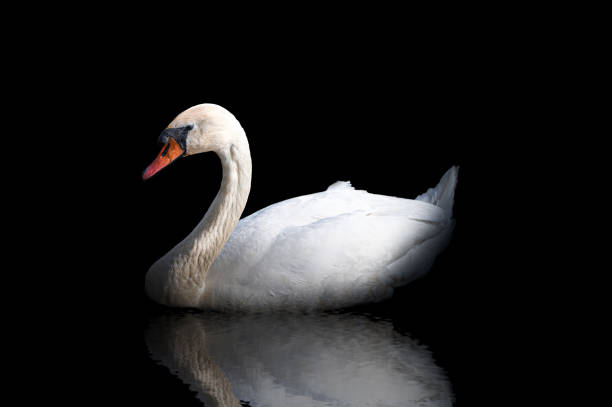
[205,174,456,311]
[144,104,458,311]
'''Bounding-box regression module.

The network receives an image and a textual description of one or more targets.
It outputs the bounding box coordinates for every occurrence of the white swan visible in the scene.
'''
[143,104,458,311]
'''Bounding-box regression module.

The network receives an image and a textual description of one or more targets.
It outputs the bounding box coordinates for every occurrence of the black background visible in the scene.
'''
[97,63,526,406]
[17,22,560,406]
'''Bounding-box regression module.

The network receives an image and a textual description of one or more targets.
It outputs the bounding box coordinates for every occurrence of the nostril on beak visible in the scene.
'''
[160,142,171,157]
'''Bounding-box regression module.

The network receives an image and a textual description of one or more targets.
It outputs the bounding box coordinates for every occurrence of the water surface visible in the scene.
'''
[146,311,453,406]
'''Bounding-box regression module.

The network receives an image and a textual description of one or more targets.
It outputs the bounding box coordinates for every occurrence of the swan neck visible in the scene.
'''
[192,143,251,257]
[146,139,251,308]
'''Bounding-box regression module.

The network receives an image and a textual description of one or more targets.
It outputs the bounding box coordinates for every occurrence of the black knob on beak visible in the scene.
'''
[157,125,193,150]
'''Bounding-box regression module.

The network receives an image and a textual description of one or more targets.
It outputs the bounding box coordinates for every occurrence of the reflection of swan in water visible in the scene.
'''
[145,312,454,406]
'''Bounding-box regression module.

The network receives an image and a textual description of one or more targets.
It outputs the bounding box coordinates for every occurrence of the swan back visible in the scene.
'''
[203,167,458,311]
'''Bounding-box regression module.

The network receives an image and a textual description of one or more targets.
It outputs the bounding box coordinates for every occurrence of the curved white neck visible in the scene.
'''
[145,140,251,308]
[190,143,252,269]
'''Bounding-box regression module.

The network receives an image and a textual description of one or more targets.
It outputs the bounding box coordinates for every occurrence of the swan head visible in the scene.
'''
[143,104,245,180]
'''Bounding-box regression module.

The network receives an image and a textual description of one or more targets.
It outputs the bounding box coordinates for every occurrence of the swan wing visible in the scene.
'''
[205,183,453,311]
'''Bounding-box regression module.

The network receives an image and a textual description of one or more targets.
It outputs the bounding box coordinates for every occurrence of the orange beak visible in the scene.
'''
[143,138,185,180]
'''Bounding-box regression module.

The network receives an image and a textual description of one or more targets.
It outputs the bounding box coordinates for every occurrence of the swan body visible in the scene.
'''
[144,104,458,311]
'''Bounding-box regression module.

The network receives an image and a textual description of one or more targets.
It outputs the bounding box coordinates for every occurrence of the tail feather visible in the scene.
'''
[415,166,459,216]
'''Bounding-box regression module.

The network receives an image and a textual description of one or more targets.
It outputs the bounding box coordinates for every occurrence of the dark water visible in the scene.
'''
[144,309,454,407]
